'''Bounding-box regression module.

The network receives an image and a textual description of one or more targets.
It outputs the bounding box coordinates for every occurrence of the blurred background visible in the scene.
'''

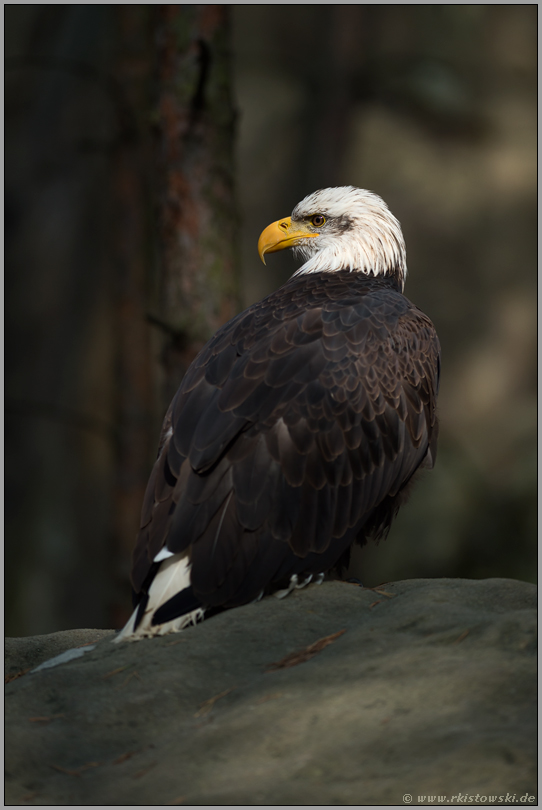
[5,5,537,636]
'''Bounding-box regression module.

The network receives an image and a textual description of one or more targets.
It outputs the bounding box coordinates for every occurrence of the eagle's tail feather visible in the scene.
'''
[113,553,205,643]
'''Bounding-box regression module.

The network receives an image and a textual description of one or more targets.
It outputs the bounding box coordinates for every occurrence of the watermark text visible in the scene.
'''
[402,793,536,805]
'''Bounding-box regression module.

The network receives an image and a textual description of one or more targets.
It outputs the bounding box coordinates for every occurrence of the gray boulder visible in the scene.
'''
[5,578,537,805]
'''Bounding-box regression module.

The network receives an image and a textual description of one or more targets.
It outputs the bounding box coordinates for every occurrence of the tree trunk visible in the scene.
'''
[152,4,239,412]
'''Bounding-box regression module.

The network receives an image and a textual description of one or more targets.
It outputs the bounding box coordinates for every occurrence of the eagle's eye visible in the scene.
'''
[311,215,326,227]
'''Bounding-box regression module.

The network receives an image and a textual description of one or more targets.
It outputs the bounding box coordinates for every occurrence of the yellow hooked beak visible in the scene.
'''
[257,216,319,265]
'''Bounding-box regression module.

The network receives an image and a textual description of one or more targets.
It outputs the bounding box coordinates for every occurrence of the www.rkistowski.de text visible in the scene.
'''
[402,792,536,804]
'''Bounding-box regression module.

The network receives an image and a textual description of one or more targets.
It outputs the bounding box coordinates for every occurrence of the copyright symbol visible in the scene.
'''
[403,795,413,804]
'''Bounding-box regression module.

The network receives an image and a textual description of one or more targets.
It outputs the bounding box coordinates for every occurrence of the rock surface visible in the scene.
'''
[5,578,537,806]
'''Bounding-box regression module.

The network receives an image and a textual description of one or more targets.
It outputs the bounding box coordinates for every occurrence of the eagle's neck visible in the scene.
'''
[291,214,407,291]
[292,242,406,291]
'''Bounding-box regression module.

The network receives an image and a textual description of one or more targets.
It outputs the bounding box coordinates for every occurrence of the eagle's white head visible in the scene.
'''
[258,186,407,290]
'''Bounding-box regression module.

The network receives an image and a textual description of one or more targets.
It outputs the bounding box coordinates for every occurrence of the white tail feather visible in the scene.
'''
[153,546,175,562]
[113,553,205,643]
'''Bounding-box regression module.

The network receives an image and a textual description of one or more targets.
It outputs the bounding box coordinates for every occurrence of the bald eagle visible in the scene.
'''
[115,186,440,641]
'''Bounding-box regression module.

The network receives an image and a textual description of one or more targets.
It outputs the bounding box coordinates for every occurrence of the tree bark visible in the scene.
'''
[152,4,239,411]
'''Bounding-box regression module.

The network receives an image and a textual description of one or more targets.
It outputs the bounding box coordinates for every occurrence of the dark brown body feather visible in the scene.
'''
[132,271,440,618]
